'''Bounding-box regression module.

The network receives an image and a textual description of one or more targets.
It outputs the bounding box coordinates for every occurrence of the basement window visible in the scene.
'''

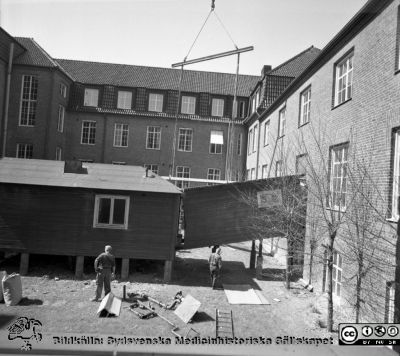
[93,195,130,229]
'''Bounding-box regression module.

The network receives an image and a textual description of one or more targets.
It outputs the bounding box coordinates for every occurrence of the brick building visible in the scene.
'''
[246,0,400,322]
[0,27,319,188]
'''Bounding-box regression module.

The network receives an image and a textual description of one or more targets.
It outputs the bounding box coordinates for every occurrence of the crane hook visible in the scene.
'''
[211,0,215,10]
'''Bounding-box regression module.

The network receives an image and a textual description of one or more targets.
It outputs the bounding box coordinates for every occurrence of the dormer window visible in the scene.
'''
[117,91,132,110]
[84,88,99,107]
[211,98,224,117]
[181,96,196,115]
[148,93,164,112]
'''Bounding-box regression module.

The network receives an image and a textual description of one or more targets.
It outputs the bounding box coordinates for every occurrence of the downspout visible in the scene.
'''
[2,42,14,157]
[254,112,261,179]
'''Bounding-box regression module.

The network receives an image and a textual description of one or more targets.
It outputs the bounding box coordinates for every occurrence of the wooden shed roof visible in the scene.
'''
[0,158,181,194]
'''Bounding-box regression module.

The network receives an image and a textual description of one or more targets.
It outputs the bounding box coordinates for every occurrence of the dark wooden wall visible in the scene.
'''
[0,184,180,260]
[183,176,306,249]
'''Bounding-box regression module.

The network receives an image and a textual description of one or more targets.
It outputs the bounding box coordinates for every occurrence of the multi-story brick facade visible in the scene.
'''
[246,0,399,322]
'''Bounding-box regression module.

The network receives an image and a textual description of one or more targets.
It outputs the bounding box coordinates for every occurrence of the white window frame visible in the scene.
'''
[178,128,193,152]
[81,121,96,145]
[148,93,164,112]
[113,123,129,147]
[93,195,130,229]
[19,75,38,127]
[84,88,99,107]
[250,168,256,180]
[279,107,286,137]
[299,87,311,126]
[211,98,224,117]
[146,126,161,150]
[207,168,221,182]
[237,133,242,156]
[59,83,67,98]
[329,144,349,211]
[248,129,253,155]
[16,143,33,159]
[144,164,159,175]
[238,101,246,118]
[117,91,132,110]
[334,53,353,106]
[58,105,65,133]
[181,96,196,115]
[262,164,268,179]
[263,120,270,146]
[276,160,283,177]
[176,166,190,189]
[209,130,223,154]
[392,131,400,220]
[332,250,343,298]
[56,147,62,161]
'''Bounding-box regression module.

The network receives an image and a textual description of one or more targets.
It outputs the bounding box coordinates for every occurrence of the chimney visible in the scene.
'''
[261,65,272,77]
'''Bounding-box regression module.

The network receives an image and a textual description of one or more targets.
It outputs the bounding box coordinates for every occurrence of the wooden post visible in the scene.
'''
[121,258,129,280]
[75,256,84,279]
[249,240,256,269]
[19,253,29,276]
[164,260,173,283]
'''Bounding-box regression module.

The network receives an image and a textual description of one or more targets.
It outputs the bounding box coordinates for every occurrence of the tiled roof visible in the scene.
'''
[269,46,321,78]
[14,37,59,68]
[0,158,181,194]
[56,59,259,97]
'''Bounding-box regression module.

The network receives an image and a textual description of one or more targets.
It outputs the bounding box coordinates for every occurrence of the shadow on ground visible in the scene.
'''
[261,267,286,281]
[0,314,17,329]
[18,297,43,306]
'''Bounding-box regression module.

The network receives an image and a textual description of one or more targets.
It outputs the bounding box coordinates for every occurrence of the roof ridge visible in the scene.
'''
[269,45,320,76]
[55,58,259,79]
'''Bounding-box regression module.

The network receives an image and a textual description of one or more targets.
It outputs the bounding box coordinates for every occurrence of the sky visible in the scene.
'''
[1,0,369,76]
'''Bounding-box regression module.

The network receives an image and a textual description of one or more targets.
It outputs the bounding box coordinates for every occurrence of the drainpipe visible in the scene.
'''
[254,112,261,179]
[2,42,14,157]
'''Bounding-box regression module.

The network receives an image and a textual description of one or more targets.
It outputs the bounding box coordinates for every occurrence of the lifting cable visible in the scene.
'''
[170,0,249,181]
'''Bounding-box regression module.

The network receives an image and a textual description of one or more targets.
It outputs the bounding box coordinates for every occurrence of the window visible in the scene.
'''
[93,195,130,229]
[262,164,268,179]
[148,93,163,112]
[332,250,343,297]
[386,282,395,323]
[176,166,190,189]
[112,161,126,165]
[237,133,242,155]
[56,147,62,161]
[59,83,67,98]
[181,96,196,114]
[178,128,193,152]
[207,168,221,185]
[81,121,96,145]
[276,160,282,177]
[329,144,349,210]
[252,125,258,153]
[238,101,246,118]
[299,87,311,126]
[246,169,250,181]
[263,121,270,146]
[296,154,308,175]
[393,131,400,219]
[210,130,223,154]
[58,105,65,133]
[84,88,99,107]
[250,168,256,180]
[278,108,286,137]
[248,129,253,155]
[211,98,224,117]
[146,126,161,150]
[113,123,129,147]
[144,164,159,175]
[334,53,353,106]
[117,91,132,110]
[16,143,33,159]
[19,75,38,126]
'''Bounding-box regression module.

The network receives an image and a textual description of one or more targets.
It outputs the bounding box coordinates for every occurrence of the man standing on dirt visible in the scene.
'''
[91,245,116,302]
[209,247,222,289]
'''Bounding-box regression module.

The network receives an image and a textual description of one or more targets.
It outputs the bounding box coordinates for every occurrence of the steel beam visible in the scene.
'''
[171,46,254,68]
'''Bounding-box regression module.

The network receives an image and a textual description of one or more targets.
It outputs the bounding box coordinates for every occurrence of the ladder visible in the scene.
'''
[215,309,234,338]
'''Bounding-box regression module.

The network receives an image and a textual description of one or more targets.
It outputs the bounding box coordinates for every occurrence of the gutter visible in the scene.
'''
[2,43,14,157]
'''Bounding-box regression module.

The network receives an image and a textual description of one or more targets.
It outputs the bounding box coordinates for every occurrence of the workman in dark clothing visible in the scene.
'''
[208,247,222,289]
[91,245,116,302]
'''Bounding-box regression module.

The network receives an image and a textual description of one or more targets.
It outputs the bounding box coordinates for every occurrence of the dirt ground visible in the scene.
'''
[0,241,336,341]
